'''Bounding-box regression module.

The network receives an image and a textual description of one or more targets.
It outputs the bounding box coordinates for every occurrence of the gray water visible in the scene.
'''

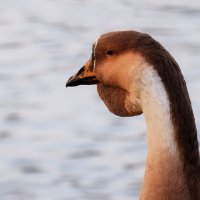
[0,0,200,200]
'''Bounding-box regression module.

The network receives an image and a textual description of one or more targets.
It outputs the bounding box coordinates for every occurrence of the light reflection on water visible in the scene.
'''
[0,0,200,199]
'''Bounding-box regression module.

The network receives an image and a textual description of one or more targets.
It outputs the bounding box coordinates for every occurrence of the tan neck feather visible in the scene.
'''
[137,66,190,200]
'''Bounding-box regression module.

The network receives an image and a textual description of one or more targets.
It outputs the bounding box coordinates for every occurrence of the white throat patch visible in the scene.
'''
[140,66,178,156]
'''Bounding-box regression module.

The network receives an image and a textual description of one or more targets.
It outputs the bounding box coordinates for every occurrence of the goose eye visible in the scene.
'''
[106,50,114,56]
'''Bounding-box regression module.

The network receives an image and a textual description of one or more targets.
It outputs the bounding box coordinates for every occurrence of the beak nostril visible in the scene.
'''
[77,66,85,75]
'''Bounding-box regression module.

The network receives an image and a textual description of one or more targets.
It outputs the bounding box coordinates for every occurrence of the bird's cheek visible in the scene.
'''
[95,64,114,86]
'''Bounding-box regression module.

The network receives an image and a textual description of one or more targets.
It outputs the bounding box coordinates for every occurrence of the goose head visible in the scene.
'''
[66,31,154,116]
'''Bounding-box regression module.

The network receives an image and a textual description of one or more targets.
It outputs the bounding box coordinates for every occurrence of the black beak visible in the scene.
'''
[66,59,99,87]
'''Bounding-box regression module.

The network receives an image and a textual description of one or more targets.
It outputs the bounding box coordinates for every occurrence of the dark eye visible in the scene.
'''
[106,50,114,56]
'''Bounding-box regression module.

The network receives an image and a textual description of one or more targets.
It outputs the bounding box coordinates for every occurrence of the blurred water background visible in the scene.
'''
[0,0,200,199]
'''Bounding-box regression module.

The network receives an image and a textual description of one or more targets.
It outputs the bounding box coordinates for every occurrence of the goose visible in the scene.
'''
[66,30,200,200]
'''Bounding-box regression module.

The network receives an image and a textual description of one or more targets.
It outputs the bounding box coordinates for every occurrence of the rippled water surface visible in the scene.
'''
[0,0,200,199]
